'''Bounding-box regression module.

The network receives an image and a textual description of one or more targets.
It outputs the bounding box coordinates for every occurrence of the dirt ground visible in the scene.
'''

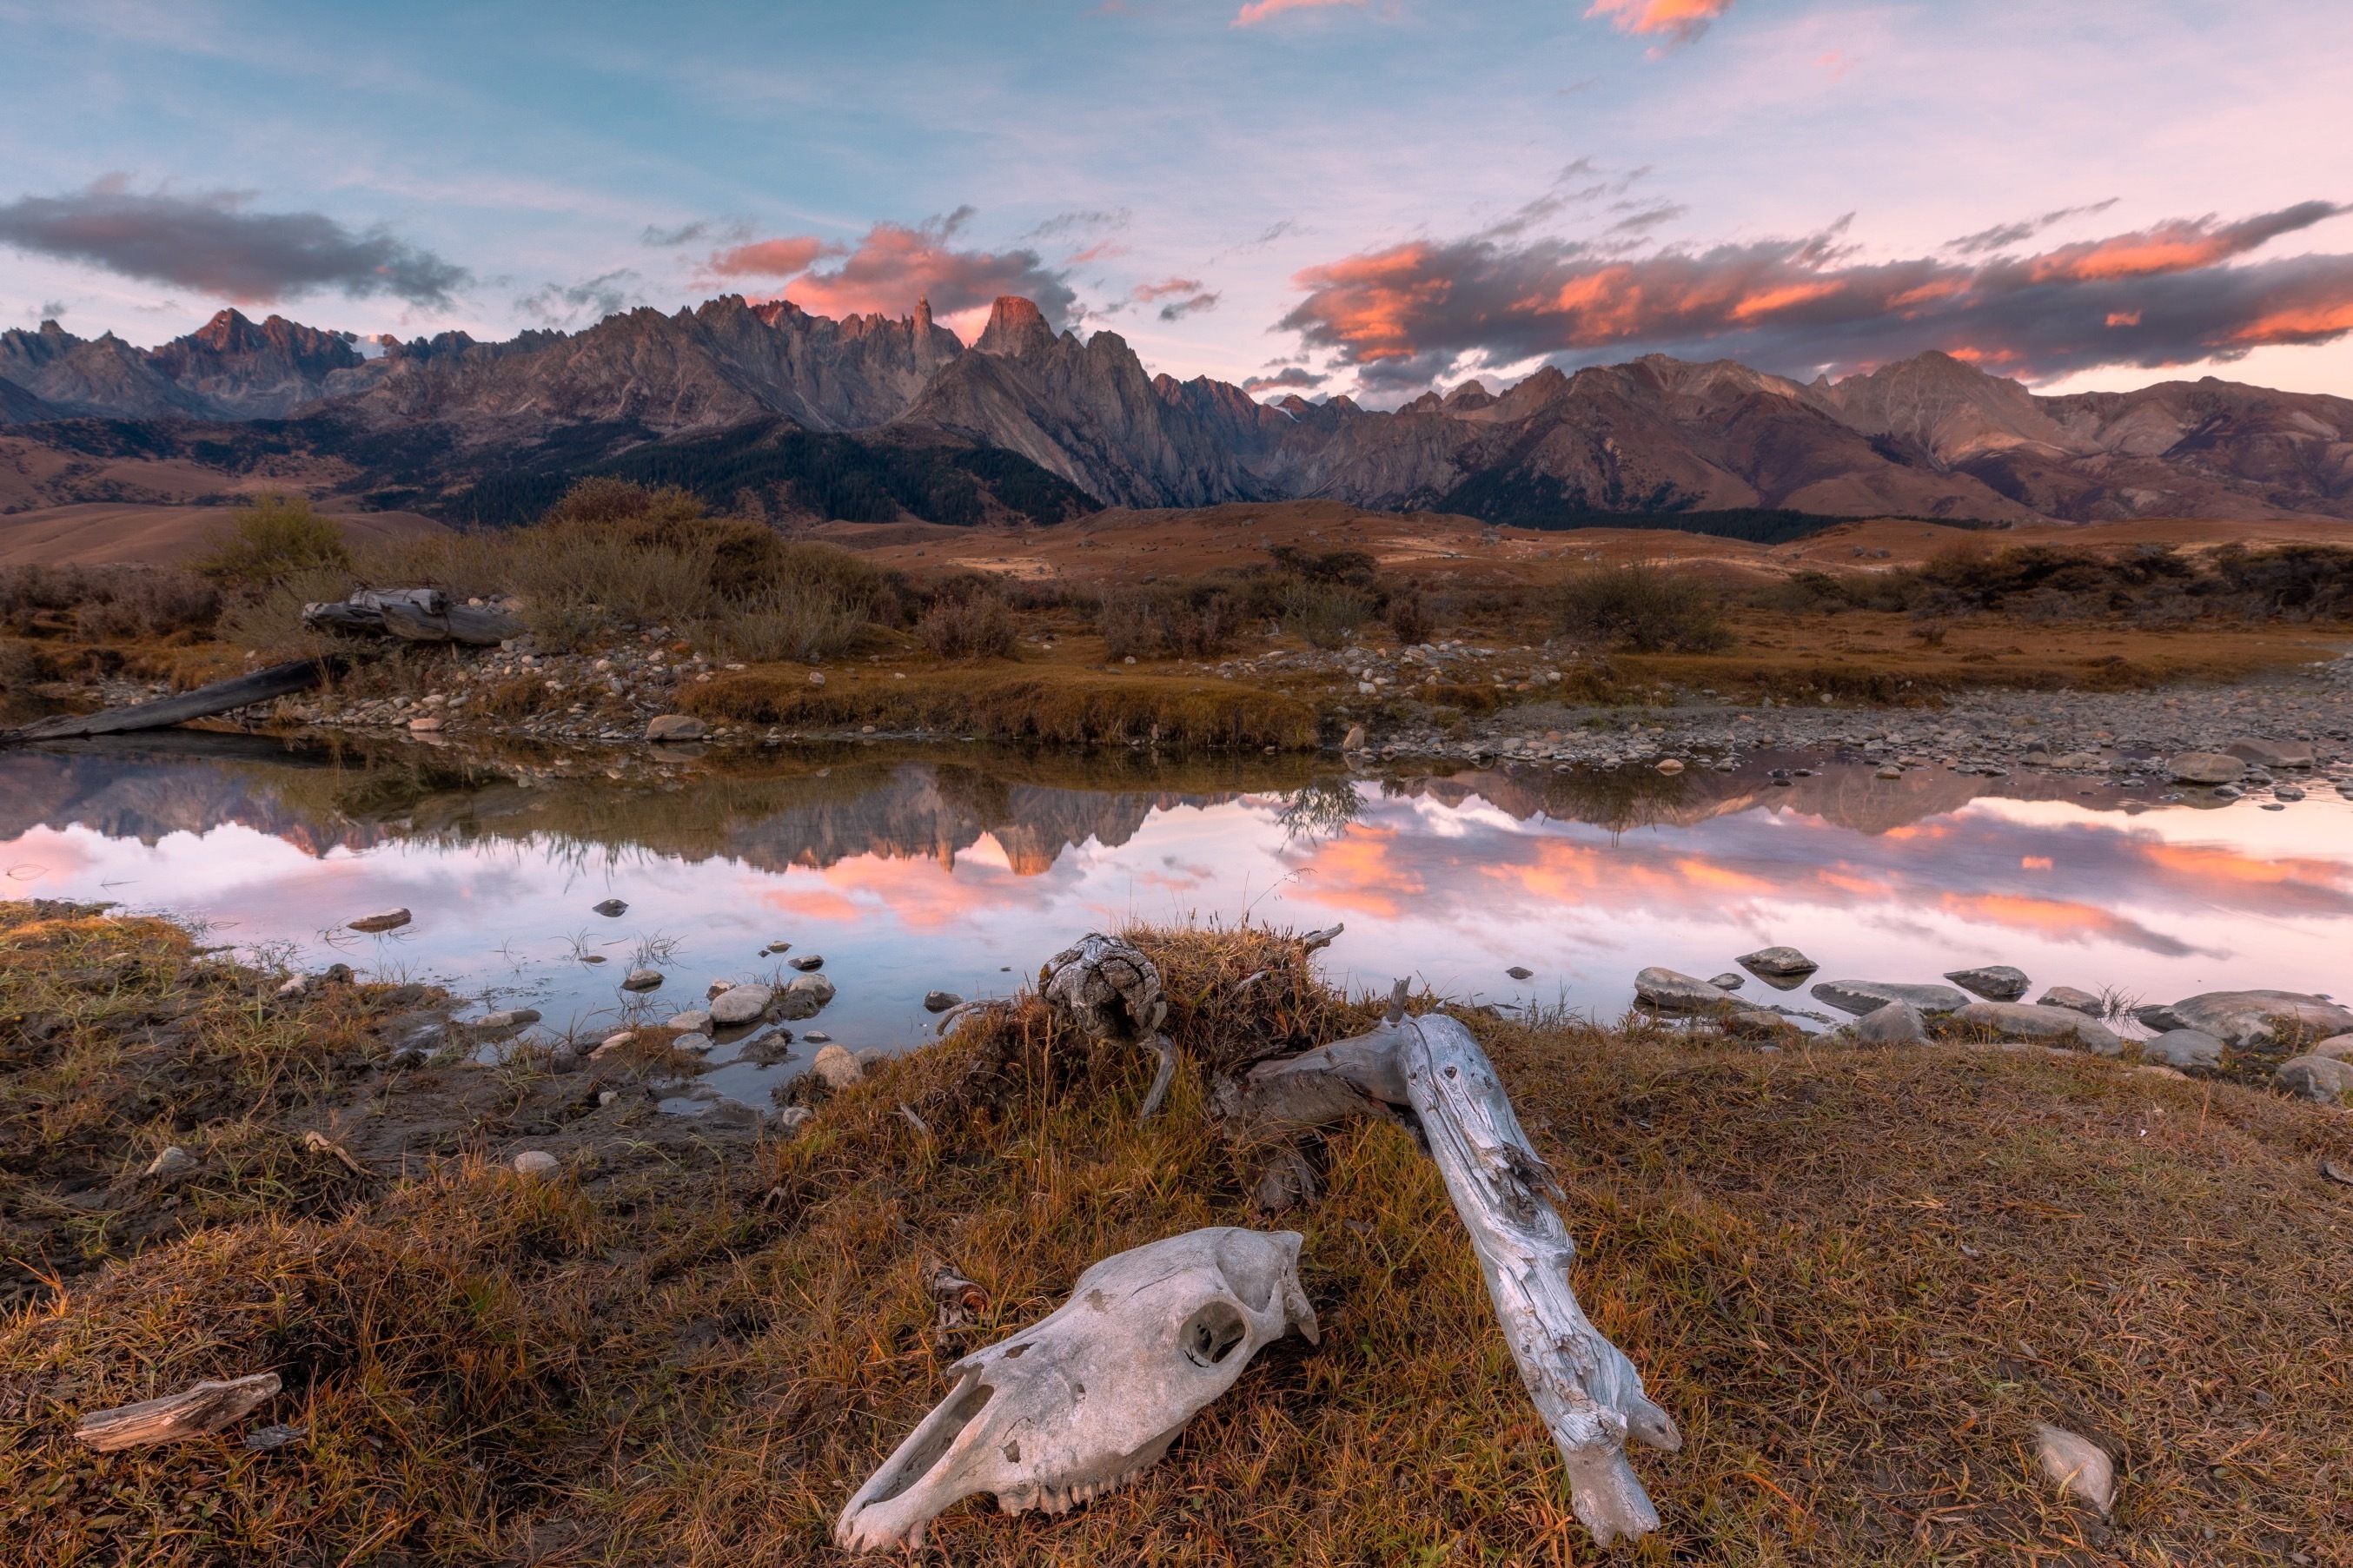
[815,501,2353,589]
[0,503,448,569]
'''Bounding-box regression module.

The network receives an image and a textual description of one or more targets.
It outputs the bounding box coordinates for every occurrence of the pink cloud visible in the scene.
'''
[1585,0,1735,43]
[1279,201,2353,385]
[703,210,1076,326]
[1233,0,1364,29]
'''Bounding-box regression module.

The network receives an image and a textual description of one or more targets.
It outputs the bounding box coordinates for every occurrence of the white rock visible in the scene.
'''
[621,968,664,991]
[646,714,706,742]
[143,1146,196,1179]
[672,1032,713,1053]
[2035,1425,2114,1514]
[512,1150,560,1179]
[666,1009,713,1035]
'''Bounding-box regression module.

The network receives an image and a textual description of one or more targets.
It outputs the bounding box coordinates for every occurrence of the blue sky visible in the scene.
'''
[4,0,2352,403]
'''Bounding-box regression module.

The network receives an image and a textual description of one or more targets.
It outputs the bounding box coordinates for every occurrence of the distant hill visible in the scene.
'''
[4,298,2350,531]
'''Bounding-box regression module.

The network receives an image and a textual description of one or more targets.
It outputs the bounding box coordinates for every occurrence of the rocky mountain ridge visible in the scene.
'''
[4,299,2350,527]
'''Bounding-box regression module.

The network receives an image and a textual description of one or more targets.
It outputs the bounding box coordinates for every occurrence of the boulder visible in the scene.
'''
[2037,985,2104,1017]
[620,968,664,992]
[1812,979,1970,1017]
[512,1150,560,1179]
[666,1009,713,1035]
[2312,1033,2353,1061]
[1737,945,1819,977]
[2131,990,2353,1049]
[708,984,774,1028]
[2227,738,2315,769]
[2140,1029,2224,1072]
[646,714,706,742]
[1951,1001,2124,1054]
[1943,965,2030,1002]
[1852,1000,1928,1045]
[2276,1055,2353,1103]
[348,908,412,933]
[812,1042,863,1089]
[2164,751,2244,785]
[777,972,838,1021]
[1634,966,1734,1013]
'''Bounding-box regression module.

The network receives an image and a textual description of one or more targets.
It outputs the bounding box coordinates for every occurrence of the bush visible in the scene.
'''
[707,581,867,663]
[72,571,222,641]
[1384,589,1434,645]
[193,494,353,587]
[1097,586,1239,661]
[1554,565,1731,652]
[918,592,1016,659]
[1281,580,1372,650]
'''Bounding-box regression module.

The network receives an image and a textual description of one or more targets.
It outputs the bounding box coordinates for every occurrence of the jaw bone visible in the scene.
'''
[836,1227,1318,1551]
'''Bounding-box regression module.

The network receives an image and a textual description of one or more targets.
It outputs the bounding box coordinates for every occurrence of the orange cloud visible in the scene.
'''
[1233,0,1364,27]
[1280,201,2353,386]
[1585,0,1735,42]
[703,210,1077,326]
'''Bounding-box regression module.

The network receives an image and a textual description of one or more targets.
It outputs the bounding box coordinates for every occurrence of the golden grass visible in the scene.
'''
[679,665,1319,749]
[4,908,2351,1565]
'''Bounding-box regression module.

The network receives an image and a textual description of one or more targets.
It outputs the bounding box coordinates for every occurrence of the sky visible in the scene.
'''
[3,0,2352,407]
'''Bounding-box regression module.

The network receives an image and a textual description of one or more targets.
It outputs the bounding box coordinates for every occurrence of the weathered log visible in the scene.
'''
[1041,933,1178,1120]
[73,1372,282,1451]
[3,658,335,746]
[1226,979,1680,1545]
[302,588,520,646]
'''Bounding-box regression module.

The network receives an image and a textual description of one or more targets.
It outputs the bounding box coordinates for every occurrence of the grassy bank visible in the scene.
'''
[3,903,2350,1564]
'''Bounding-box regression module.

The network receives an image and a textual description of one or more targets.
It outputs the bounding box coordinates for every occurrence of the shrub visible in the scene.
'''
[706,580,867,662]
[1281,580,1372,650]
[71,571,222,641]
[215,565,354,656]
[1384,589,1434,645]
[918,592,1016,660]
[1098,586,1239,660]
[193,494,353,586]
[1554,565,1731,652]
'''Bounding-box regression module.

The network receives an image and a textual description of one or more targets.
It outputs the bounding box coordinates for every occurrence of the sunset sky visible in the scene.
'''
[3,0,2350,405]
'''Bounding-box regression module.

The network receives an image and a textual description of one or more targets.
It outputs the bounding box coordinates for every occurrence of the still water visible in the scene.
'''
[6,733,2350,1109]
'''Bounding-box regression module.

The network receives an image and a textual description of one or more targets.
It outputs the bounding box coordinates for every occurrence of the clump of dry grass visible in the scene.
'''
[679,667,1318,749]
[4,906,2350,1565]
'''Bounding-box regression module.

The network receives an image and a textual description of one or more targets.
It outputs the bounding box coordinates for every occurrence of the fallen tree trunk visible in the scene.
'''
[2,658,337,746]
[304,588,520,646]
[1226,980,1680,1545]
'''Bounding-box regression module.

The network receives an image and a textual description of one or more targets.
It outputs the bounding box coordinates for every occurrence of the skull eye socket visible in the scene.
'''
[1180,1300,1248,1368]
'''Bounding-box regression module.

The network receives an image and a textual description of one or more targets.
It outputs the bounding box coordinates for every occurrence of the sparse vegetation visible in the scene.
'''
[191,493,355,588]
[1554,563,1733,652]
[917,587,1017,660]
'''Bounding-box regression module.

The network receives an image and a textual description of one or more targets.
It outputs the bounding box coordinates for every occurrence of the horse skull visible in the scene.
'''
[836,1227,1318,1551]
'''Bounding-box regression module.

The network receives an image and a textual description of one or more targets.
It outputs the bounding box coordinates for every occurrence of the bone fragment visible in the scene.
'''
[1222,981,1678,1545]
[838,1227,1316,1551]
[74,1373,282,1451]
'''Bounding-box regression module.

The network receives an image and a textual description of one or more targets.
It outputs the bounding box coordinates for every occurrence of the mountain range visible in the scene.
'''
[5,295,2351,530]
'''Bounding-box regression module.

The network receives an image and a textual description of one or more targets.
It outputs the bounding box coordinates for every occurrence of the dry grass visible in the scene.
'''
[3,909,2351,1565]
[679,666,1319,749]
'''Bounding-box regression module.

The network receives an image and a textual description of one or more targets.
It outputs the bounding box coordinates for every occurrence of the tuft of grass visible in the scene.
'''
[191,494,354,589]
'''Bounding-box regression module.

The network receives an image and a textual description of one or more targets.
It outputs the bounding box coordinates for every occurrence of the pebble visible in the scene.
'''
[774,1106,815,1134]
[788,954,825,971]
[812,1042,860,1087]
[348,908,412,933]
[923,989,964,1012]
[671,1032,713,1053]
[1505,966,1534,981]
[473,1008,541,1031]
[593,898,627,916]
[1707,972,1746,991]
[621,968,664,991]
[645,714,706,741]
[593,1031,634,1056]
[762,940,792,955]
[778,972,837,1019]
[512,1150,560,1179]
[143,1145,196,1179]
[1737,945,1819,977]
[805,1030,833,1043]
[666,1009,714,1034]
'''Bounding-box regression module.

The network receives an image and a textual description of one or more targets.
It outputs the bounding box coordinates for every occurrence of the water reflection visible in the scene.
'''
[5,733,2349,1109]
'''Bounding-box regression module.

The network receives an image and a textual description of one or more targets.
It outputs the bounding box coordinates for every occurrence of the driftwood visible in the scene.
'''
[3,658,335,746]
[1041,934,1179,1121]
[73,1372,281,1451]
[302,588,520,646]
[1227,979,1680,1545]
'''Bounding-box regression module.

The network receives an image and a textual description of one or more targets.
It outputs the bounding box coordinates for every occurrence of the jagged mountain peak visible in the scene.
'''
[974,295,1057,359]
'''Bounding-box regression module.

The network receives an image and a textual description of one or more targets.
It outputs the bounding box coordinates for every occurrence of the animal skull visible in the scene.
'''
[836,1227,1318,1551]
